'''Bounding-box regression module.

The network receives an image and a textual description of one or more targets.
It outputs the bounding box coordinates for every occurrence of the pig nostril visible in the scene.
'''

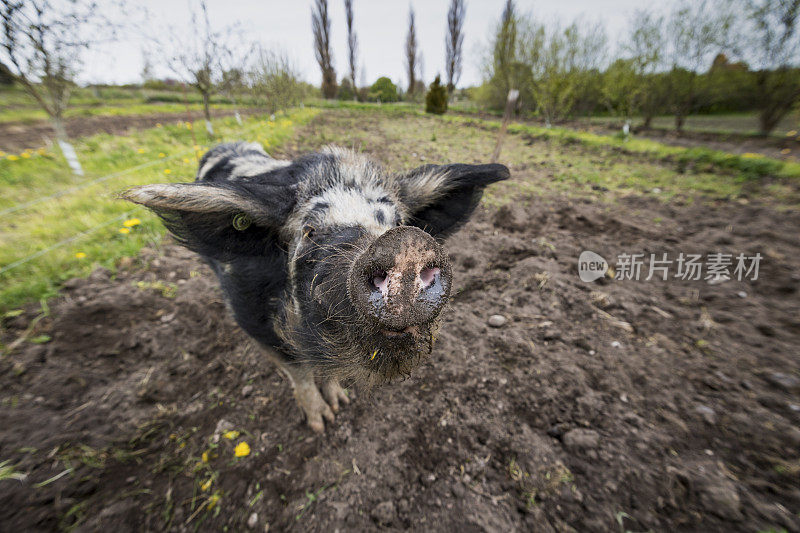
[370,270,388,292]
[419,267,440,289]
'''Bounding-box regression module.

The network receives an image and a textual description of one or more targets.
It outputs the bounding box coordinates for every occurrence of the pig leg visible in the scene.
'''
[261,346,334,433]
[321,378,350,413]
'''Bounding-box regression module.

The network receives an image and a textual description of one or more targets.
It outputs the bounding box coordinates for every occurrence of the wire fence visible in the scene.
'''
[0,210,137,276]
[0,149,195,219]
[0,109,262,278]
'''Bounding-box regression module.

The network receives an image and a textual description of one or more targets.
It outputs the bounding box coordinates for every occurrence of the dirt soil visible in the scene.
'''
[0,109,260,153]
[1,119,800,532]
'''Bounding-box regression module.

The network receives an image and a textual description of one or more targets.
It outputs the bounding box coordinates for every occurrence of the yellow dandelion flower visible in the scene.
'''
[223,430,240,440]
[183,158,190,163]
[36,148,46,155]
[164,168,172,174]
[158,152,166,158]
[193,144,201,150]
[123,218,141,227]
[208,493,221,509]
[781,148,791,155]
[7,155,19,161]
[119,227,131,234]
[201,451,209,463]
[156,122,163,128]
[741,152,763,159]
[137,148,145,154]
[201,479,212,491]
[234,441,250,457]
[787,130,797,136]
[75,252,87,259]
[0,151,5,157]
[179,441,187,449]
[186,122,193,129]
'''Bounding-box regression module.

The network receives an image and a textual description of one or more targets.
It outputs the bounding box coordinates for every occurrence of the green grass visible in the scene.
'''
[0,107,317,312]
[441,114,800,180]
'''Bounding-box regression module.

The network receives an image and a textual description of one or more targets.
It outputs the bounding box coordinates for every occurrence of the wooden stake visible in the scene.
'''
[491,89,519,164]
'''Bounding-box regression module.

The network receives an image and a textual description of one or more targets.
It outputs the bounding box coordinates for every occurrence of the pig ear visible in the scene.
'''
[121,183,290,260]
[396,163,510,238]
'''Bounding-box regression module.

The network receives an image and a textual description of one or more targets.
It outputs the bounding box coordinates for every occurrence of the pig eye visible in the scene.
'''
[232,213,252,231]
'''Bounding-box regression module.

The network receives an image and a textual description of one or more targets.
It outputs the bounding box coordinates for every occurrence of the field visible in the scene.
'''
[1,106,799,531]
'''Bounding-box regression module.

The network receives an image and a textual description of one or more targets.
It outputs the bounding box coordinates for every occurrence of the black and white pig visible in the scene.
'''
[123,143,509,432]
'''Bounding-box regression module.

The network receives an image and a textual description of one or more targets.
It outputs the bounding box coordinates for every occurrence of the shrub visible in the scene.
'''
[369,77,398,103]
[425,75,448,114]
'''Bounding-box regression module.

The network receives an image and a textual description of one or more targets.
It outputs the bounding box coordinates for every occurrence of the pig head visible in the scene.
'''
[123,143,508,430]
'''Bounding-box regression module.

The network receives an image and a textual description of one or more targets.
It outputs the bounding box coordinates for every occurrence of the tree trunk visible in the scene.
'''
[52,116,84,176]
[675,112,685,133]
[202,92,214,137]
[642,114,652,129]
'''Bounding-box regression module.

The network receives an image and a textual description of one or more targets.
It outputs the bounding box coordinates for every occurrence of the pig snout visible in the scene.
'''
[348,226,452,333]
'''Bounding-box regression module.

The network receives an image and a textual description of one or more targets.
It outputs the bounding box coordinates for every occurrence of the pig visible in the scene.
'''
[122,143,509,432]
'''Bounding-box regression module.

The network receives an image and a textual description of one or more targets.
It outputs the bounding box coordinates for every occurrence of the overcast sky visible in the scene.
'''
[80,0,664,88]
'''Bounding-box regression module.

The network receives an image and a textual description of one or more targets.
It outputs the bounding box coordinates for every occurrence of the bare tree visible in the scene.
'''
[445,0,466,93]
[345,0,358,96]
[249,47,306,115]
[405,7,418,96]
[0,0,119,174]
[167,0,237,137]
[312,0,336,98]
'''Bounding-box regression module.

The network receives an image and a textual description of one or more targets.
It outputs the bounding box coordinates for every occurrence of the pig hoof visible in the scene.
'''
[294,383,335,433]
[322,379,350,413]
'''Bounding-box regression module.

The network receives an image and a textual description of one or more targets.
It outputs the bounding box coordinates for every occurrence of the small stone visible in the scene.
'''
[488,314,507,328]
[247,512,258,529]
[651,187,661,193]
[242,385,255,398]
[562,428,600,450]
[699,478,742,521]
[737,291,747,298]
[765,372,800,392]
[451,483,466,498]
[695,405,717,425]
[370,501,396,525]
[611,341,621,348]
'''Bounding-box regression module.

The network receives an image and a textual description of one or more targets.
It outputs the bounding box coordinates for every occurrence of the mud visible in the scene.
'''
[1,183,799,531]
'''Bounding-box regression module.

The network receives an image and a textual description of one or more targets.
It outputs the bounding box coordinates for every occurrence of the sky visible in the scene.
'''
[78,0,661,88]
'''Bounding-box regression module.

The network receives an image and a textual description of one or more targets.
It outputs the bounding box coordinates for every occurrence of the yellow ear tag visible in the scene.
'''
[371,349,379,361]
[232,213,252,231]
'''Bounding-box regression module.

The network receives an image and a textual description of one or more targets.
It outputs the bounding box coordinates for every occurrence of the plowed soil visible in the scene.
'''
[1,111,799,532]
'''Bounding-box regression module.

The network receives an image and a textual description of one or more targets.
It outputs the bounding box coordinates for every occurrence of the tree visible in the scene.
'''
[665,0,734,132]
[167,0,237,137]
[369,76,398,102]
[737,0,800,135]
[405,7,419,97]
[1,0,118,173]
[425,75,448,114]
[344,0,358,96]
[445,0,465,93]
[312,0,337,98]
[249,47,305,114]
[625,10,668,128]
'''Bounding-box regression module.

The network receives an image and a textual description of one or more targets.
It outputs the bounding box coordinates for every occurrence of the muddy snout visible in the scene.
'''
[348,226,452,333]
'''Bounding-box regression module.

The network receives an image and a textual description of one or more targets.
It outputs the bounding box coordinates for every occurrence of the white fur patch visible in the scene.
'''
[315,187,395,235]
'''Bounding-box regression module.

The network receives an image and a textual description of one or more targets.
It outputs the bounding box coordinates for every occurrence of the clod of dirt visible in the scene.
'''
[695,405,718,425]
[492,204,530,232]
[370,501,396,526]
[764,372,800,392]
[242,385,255,397]
[488,314,507,328]
[562,429,600,450]
[699,478,743,521]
